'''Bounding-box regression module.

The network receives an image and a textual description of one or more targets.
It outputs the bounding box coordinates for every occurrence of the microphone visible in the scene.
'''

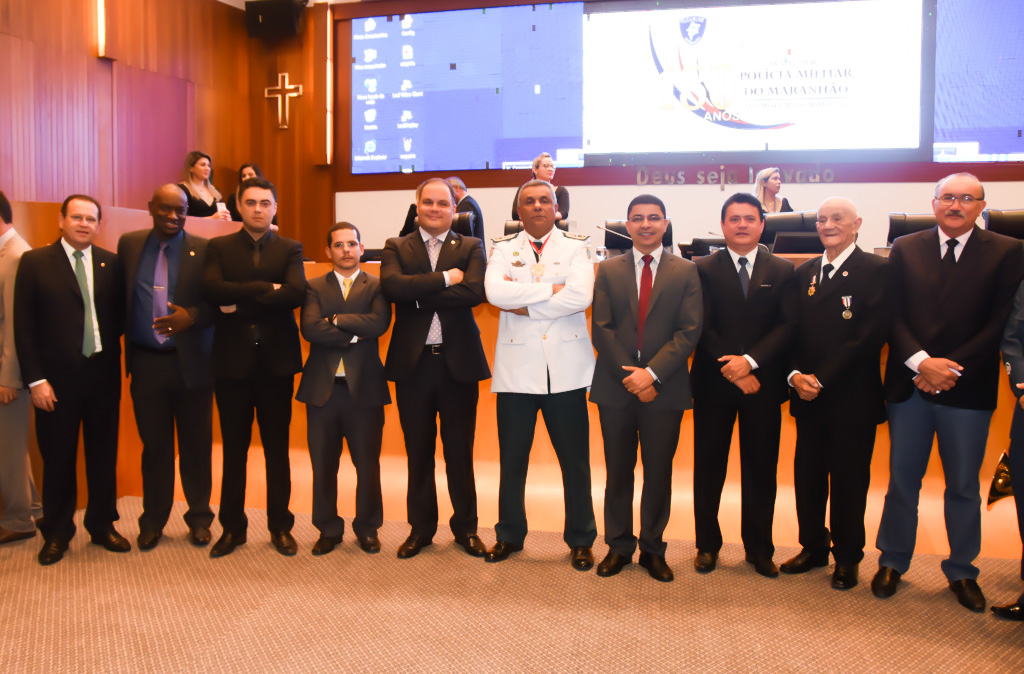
[596,224,633,242]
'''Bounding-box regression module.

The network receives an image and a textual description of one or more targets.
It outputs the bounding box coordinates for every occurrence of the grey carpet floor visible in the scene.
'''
[0,497,1021,673]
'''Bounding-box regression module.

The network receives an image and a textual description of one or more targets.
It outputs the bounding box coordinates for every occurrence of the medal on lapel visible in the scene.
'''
[808,275,816,297]
[842,295,852,319]
[531,263,545,280]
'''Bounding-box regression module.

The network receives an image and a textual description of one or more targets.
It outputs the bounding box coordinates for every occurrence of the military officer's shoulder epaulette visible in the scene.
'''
[491,233,518,244]
[562,231,590,241]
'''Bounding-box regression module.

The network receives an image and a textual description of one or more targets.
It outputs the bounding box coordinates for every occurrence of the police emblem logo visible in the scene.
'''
[680,16,707,45]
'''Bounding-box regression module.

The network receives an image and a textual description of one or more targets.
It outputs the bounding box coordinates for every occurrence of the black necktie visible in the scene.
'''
[820,263,834,288]
[943,239,958,272]
[738,257,749,298]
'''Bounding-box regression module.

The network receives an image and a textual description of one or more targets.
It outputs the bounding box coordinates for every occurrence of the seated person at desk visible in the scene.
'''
[754,167,792,214]
[511,152,569,222]
[178,151,230,221]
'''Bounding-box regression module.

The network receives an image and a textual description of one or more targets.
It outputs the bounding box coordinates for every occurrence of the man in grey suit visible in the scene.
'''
[296,222,391,556]
[446,177,484,241]
[118,184,215,550]
[0,189,42,545]
[590,194,702,582]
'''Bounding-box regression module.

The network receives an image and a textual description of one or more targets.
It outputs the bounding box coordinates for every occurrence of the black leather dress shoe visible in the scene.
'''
[991,601,1024,621]
[455,533,487,557]
[91,529,131,553]
[745,553,778,578]
[210,531,246,558]
[397,534,432,559]
[831,562,859,590]
[271,531,298,556]
[357,534,381,554]
[871,566,901,598]
[187,526,212,547]
[137,530,162,551]
[485,540,523,563]
[596,551,631,577]
[38,538,68,566]
[639,552,674,582]
[571,546,594,571]
[312,534,342,556]
[694,550,718,574]
[780,548,830,575]
[949,579,986,612]
[0,527,36,545]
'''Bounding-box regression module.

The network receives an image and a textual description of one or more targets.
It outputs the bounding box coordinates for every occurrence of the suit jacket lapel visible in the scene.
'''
[743,249,764,299]
[436,231,459,271]
[645,253,671,318]
[52,239,83,302]
[618,253,640,323]
[407,232,432,273]
[178,232,201,294]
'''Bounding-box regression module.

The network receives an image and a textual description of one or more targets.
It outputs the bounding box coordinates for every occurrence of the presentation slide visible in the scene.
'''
[582,0,924,155]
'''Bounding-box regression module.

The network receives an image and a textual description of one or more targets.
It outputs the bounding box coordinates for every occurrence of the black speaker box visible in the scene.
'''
[245,0,309,39]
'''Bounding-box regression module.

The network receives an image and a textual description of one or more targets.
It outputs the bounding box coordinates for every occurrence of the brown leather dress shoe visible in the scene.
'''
[38,538,69,566]
[210,531,247,558]
[596,551,632,577]
[455,533,487,557]
[0,526,36,545]
[271,531,298,556]
[397,534,432,559]
[570,546,594,571]
[780,548,830,575]
[639,552,674,582]
[91,529,131,553]
[187,526,212,547]
[357,534,381,554]
[485,540,523,563]
[831,562,859,590]
[694,550,718,574]
[948,579,986,612]
[871,566,901,598]
[312,534,342,556]
[137,530,162,551]
[745,553,778,578]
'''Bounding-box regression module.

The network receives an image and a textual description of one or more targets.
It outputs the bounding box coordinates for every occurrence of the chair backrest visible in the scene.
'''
[760,211,816,246]
[887,213,936,245]
[414,211,474,238]
[983,209,1024,240]
[771,231,825,254]
[503,220,569,236]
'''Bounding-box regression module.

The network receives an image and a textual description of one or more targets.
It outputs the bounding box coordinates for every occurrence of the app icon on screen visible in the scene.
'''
[364,109,377,123]
[403,138,413,152]
[401,110,413,122]
[401,15,413,30]
[364,49,377,63]
[364,140,377,153]
[401,80,412,91]
[402,45,414,60]
[364,18,376,32]
[364,79,377,93]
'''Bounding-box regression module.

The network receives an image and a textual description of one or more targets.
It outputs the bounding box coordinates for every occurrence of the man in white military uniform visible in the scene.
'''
[483,179,598,570]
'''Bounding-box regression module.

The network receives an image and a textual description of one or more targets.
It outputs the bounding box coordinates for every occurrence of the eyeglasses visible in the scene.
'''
[936,194,982,205]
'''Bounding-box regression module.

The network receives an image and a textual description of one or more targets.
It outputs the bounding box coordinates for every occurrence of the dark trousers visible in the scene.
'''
[693,393,781,558]
[394,349,479,540]
[35,356,120,542]
[1005,406,1024,580]
[495,388,597,547]
[130,348,214,533]
[793,412,876,564]
[214,371,295,535]
[306,379,384,539]
[598,403,683,557]
[877,393,992,581]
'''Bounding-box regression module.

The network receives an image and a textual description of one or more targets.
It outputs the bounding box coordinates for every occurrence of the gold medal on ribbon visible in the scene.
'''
[808,275,817,297]
[842,295,852,319]
[531,263,545,279]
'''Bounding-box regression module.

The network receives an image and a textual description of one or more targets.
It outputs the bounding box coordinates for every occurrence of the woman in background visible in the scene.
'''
[753,167,792,214]
[511,152,570,221]
[178,151,230,220]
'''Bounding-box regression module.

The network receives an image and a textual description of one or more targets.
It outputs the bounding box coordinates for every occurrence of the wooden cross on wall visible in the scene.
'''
[265,73,303,130]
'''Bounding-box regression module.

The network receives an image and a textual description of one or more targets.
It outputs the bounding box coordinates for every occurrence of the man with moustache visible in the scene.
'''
[118,184,215,550]
[380,178,490,560]
[590,194,702,582]
[297,222,391,556]
[15,195,126,565]
[203,177,306,558]
[484,179,598,570]
[781,198,891,590]
[873,173,1024,612]
[691,192,796,578]
[0,189,42,546]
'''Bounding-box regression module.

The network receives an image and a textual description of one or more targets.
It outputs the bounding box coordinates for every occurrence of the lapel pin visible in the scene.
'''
[450,239,456,245]
[190,250,196,256]
[842,270,848,277]
[100,262,106,268]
